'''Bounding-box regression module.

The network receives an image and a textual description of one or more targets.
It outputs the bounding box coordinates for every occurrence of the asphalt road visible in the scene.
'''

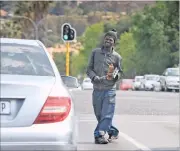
[72,90,179,151]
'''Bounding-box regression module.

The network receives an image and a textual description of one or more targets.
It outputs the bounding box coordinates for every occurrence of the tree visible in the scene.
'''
[117,32,137,77]
[104,21,117,33]
[103,16,132,41]
[72,22,104,76]
[0,20,22,38]
[81,22,104,53]
[53,52,66,75]
[70,53,86,76]
[15,1,52,23]
[116,16,132,37]
[14,1,53,40]
[164,1,179,67]
[130,1,179,74]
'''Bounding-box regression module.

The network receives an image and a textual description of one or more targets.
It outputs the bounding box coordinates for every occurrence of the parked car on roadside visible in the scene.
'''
[132,76,144,90]
[160,68,179,92]
[120,79,133,91]
[141,74,161,91]
[1,38,77,151]
[81,77,93,90]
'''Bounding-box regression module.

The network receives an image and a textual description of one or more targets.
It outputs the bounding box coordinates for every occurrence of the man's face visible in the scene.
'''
[104,35,115,48]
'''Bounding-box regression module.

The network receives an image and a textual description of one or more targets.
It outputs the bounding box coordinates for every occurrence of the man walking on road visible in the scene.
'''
[86,29,123,144]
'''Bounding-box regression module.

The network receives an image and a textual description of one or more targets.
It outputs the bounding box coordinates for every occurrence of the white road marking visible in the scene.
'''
[133,121,179,124]
[78,119,151,151]
[116,96,178,101]
[118,131,151,151]
[79,119,179,124]
[78,114,178,150]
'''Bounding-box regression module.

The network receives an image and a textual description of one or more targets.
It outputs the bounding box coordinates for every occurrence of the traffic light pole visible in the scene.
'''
[62,23,76,76]
[66,42,70,76]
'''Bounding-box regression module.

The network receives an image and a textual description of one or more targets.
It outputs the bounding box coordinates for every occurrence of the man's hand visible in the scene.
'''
[93,76,101,83]
[93,76,106,83]
[106,72,113,79]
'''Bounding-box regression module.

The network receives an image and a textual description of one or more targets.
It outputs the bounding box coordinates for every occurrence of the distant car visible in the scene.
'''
[0,38,77,151]
[82,78,93,90]
[120,79,133,91]
[132,76,144,90]
[141,74,161,91]
[61,75,82,91]
[160,68,179,92]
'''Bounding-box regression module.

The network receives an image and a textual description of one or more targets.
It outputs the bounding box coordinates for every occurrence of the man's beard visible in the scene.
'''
[104,43,113,51]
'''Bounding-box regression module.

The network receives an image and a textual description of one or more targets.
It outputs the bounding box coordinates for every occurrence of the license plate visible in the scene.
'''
[0,101,11,115]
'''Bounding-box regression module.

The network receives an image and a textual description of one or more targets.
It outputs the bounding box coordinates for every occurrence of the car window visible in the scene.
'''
[1,43,54,76]
[61,76,78,88]
[167,68,179,76]
[135,77,143,82]
[145,76,159,81]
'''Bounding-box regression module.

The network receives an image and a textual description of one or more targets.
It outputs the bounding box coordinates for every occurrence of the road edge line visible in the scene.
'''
[119,131,151,151]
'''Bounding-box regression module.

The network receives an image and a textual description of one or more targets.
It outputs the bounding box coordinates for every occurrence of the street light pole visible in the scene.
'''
[8,14,48,40]
[2,14,52,40]
[8,14,39,39]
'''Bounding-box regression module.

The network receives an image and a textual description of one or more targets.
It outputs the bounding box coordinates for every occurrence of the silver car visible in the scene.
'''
[160,68,180,91]
[0,38,77,151]
[82,78,93,90]
[141,74,161,91]
[132,76,144,90]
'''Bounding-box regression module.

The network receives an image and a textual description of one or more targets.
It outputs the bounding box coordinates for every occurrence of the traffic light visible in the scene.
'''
[61,23,76,42]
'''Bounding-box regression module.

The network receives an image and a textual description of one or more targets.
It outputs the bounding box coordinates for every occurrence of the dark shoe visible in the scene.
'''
[95,136,108,144]
[108,134,119,142]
